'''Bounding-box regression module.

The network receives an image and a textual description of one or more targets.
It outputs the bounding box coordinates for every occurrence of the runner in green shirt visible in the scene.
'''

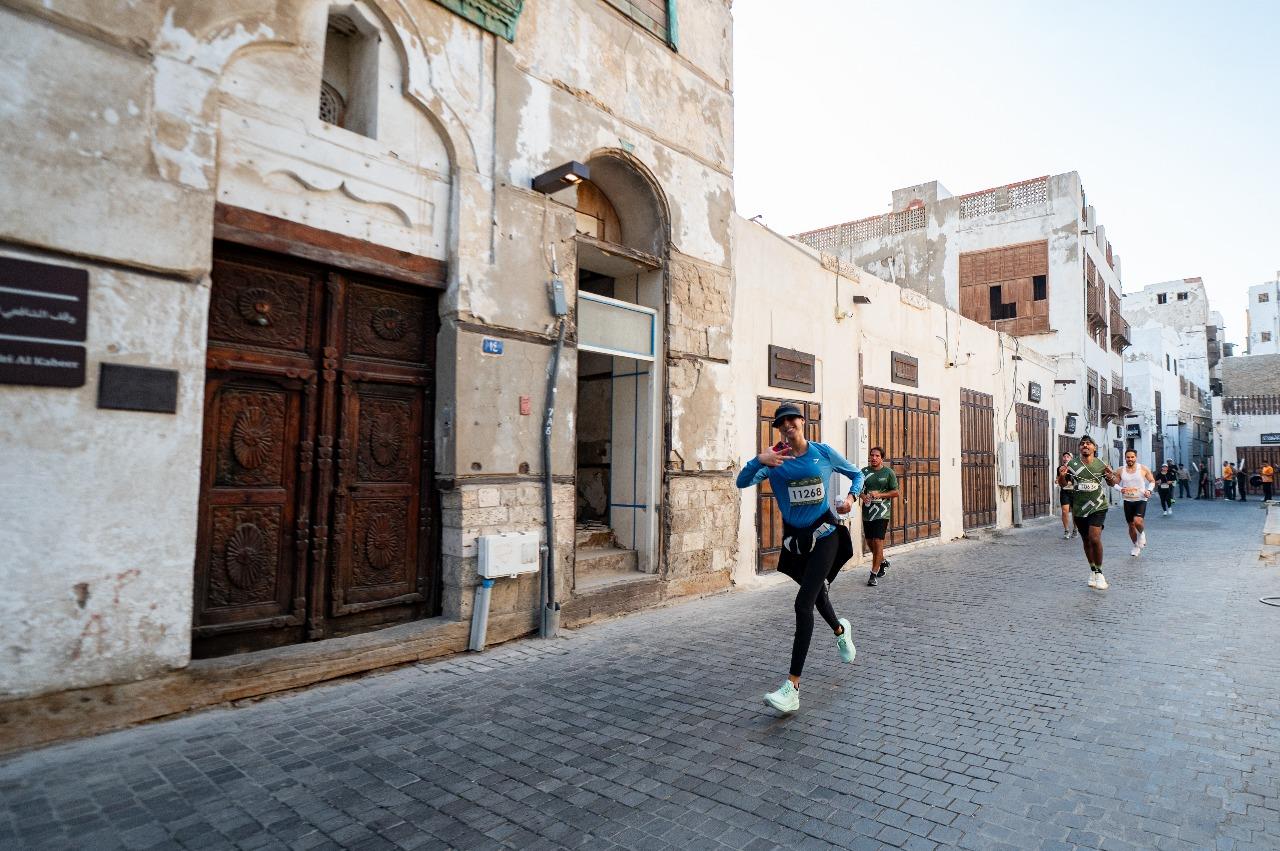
[1057,435,1119,589]
[860,447,899,587]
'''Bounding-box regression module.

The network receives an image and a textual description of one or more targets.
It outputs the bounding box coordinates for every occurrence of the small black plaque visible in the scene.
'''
[1262,433,1280,445]
[0,339,85,387]
[768,345,815,393]
[0,257,89,342]
[1126,423,1141,438]
[1028,381,1042,403]
[97,363,179,414]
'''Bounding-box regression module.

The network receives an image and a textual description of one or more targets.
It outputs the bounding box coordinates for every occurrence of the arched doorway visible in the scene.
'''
[571,152,668,593]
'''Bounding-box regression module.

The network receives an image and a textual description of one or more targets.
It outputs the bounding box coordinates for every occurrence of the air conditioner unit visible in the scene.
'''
[997,441,1020,486]
[846,417,869,467]
[477,532,541,579]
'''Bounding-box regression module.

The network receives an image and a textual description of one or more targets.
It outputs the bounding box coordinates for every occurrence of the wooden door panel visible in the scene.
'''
[207,254,320,356]
[344,281,431,364]
[961,389,996,529]
[1017,403,1050,519]
[332,381,425,615]
[862,386,940,549]
[194,373,308,639]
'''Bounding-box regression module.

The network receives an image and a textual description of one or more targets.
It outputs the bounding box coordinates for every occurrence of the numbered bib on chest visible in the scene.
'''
[1075,481,1100,492]
[787,477,826,506]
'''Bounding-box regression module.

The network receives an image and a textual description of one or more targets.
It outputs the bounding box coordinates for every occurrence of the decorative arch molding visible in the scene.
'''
[582,149,672,260]
[149,0,483,193]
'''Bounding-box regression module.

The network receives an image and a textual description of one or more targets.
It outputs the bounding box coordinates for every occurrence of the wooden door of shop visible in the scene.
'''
[1016,402,1050,519]
[1238,447,1276,484]
[960,389,996,529]
[754,397,821,572]
[194,245,438,657]
[861,386,941,547]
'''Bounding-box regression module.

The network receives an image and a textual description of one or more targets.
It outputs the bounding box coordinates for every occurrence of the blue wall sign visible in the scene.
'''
[482,338,503,355]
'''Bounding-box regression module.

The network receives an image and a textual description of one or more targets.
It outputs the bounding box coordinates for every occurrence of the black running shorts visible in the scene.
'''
[1123,500,1147,523]
[863,518,889,541]
[1059,489,1073,506]
[1073,510,1107,530]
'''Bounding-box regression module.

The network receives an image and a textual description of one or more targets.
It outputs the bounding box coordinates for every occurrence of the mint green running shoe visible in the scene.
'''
[763,680,799,713]
[835,618,856,663]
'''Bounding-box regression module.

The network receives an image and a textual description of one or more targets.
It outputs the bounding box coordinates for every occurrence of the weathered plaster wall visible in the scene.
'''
[0,250,207,699]
[1,0,738,701]
[730,217,1061,586]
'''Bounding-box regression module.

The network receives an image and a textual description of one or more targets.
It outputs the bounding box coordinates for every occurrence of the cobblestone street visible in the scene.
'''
[3,499,1278,851]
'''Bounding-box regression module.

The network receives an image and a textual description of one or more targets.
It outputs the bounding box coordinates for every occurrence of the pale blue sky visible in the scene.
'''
[732,0,1279,346]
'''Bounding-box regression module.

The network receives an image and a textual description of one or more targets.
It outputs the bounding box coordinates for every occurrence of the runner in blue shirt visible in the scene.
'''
[737,402,864,713]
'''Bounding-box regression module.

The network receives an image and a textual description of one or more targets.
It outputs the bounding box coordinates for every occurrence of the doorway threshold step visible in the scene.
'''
[575,546,638,578]
[574,566,653,593]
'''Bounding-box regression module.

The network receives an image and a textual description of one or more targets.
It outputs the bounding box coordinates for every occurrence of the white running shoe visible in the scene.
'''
[1139,531,1147,547]
[1063,529,1071,540]
[763,681,800,713]
[1094,573,1108,590]
[1088,573,1098,588]
[1130,545,1141,557]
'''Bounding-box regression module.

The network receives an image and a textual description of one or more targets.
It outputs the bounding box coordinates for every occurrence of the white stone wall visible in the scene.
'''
[730,217,1062,586]
[0,0,737,700]
[1246,280,1280,355]
[0,251,207,698]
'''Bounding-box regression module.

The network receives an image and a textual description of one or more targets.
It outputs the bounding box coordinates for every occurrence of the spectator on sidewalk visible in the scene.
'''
[1263,461,1275,502]
[1237,462,1248,501]
[1177,463,1192,499]
[1198,466,1211,499]
[1223,462,1236,501]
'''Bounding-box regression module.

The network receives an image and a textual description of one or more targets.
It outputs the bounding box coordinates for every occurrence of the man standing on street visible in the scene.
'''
[1176,463,1191,499]
[1262,460,1275,502]
[860,446,899,587]
[1058,451,1076,540]
[1237,462,1248,501]
[1223,461,1236,501]
[1058,435,1119,589]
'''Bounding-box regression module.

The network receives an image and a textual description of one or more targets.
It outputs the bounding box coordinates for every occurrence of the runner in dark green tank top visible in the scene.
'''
[1057,435,1118,590]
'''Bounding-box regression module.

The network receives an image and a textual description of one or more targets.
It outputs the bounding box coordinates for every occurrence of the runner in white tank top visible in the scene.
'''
[1114,449,1154,558]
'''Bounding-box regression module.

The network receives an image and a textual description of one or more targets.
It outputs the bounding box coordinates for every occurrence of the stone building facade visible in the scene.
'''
[0,0,736,747]
[1246,275,1280,355]
[792,173,1129,465]
[1213,354,1280,486]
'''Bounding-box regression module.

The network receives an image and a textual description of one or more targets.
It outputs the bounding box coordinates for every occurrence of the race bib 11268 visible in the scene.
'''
[787,477,826,506]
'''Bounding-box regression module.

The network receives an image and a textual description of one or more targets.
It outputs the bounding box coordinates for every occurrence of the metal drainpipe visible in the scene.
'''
[540,318,566,639]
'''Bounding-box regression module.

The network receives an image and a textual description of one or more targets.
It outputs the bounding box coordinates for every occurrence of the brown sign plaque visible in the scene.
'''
[0,338,86,387]
[0,257,88,342]
[891,351,919,387]
[768,345,815,393]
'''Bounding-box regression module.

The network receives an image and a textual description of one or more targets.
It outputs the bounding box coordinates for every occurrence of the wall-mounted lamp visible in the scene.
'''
[532,161,589,194]
[851,295,871,304]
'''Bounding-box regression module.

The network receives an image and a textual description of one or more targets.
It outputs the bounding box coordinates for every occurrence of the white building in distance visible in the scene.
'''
[1246,273,1280,355]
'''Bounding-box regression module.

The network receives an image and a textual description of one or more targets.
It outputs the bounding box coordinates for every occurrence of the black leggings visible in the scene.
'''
[1158,488,1173,510]
[777,532,841,678]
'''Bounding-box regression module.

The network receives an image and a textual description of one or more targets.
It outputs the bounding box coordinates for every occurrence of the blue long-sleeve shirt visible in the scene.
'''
[737,442,865,535]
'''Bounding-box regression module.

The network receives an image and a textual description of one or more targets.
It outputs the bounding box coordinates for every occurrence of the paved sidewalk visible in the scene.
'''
[3,499,1279,850]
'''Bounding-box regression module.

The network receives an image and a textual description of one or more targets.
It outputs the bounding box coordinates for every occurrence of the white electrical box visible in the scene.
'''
[997,441,1020,486]
[846,417,869,468]
[477,532,542,579]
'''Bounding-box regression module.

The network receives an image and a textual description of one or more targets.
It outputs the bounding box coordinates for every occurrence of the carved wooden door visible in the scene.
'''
[861,386,941,548]
[1016,402,1050,519]
[960,389,996,529]
[194,245,437,657]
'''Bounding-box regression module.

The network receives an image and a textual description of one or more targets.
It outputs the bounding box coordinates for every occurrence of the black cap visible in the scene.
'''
[771,402,804,428]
